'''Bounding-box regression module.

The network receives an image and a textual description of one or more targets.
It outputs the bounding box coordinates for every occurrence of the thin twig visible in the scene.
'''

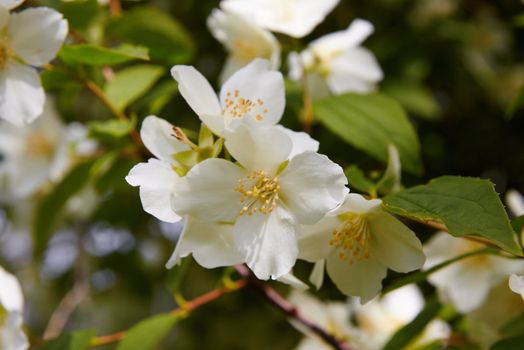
[89,279,248,347]
[234,265,353,350]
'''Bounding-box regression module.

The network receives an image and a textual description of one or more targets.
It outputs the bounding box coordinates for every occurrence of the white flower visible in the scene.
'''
[466,281,524,349]
[423,232,523,313]
[288,19,383,99]
[0,266,28,350]
[125,116,190,223]
[509,273,524,300]
[207,9,280,83]
[171,58,284,137]
[221,0,339,38]
[299,193,425,302]
[288,290,364,350]
[0,98,95,201]
[0,2,68,126]
[506,189,524,217]
[352,285,450,350]
[171,124,348,279]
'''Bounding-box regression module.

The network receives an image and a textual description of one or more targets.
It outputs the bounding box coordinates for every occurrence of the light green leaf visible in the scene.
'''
[107,6,194,65]
[116,313,177,350]
[383,81,441,120]
[59,44,149,66]
[383,176,522,255]
[89,117,137,139]
[33,160,96,255]
[345,165,377,196]
[383,298,441,350]
[314,93,422,175]
[104,65,165,111]
[38,329,96,350]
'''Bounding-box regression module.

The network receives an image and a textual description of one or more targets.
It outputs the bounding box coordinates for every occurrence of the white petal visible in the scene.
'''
[9,7,68,66]
[0,266,23,312]
[171,158,245,222]
[274,125,319,159]
[208,9,280,83]
[1,311,29,350]
[338,193,381,214]
[327,254,387,302]
[309,259,325,289]
[170,65,223,135]
[233,205,299,280]
[140,115,189,163]
[277,272,309,290]
[224,123,292,175]
[279,151,348,224]
[368,212,425,273]
[506,190,524,217]
[0,64,44,126]
[0,0,24,10]
[220,58,284,127]
[509,274,524,300]
[287,51,303,81]
[125,159,181,223]
[298,215,339,262]
[326,47,383,94]
[169,217,243,269]
[311,19,374,56]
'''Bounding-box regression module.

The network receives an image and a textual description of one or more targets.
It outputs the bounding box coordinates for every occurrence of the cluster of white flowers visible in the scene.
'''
[126,56,425,297]
[0,0,67,127]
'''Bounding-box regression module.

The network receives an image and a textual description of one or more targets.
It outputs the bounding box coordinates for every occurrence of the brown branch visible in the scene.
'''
[108,0,122,18]
[89,279,248,347]
[84,80,143,148]
[43,275,90,340]
[234,265,353,350]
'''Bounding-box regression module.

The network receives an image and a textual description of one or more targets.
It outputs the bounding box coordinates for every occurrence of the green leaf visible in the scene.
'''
[89,117,137,139]
[59,44,149,67]
[383,81,441,120]
[491,335,524,350]
[314,93,422,175]
[512,215,524,235]
[506,85,524,120]
[59,0,100,30]
[500,312,524,337]
[104,65,165,111]
[41,70,81,91]
[116,313,177,350]
[33,161,96,255]
[383,298,441,350]
[383,176,522,255]
[135,80,178,115]
[107,6,194,65]
[345,165,377,196]
[38,329,96,350]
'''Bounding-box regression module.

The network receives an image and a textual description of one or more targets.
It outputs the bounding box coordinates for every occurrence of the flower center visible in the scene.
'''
[0,39,14,70]
[329,213,371,264]
[25,132,55,159]
[235,170,280,216]
[223,89,269,121]
[232,39,268,62]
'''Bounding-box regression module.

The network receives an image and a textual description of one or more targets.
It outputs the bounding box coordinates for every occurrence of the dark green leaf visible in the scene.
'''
[59,44,149,67]
[383,176,522,255]
[512,215,524,235]
[41,70,81,91]
[38,329,96,350]
[314,93,422,174]
[491,335,524,350]
[107,6,194,65]
[116,313,178,350]
[134,80,178,115]
[59,0,100,30]
[33,161,96,255]
[500,312,524,337]
[383,298,441,350]
[506,85,524,119]
[104,65,165,111]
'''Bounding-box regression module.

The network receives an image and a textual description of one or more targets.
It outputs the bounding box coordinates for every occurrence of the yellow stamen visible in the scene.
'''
[25,133,55,158]
[329,213,371,264]
[235,170,280,216]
